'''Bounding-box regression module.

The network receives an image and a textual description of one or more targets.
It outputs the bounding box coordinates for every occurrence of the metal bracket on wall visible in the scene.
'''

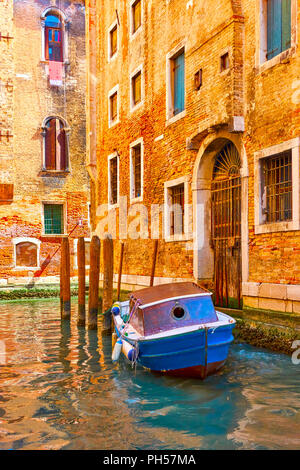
[0,131,13,142]
[0,32,14,41]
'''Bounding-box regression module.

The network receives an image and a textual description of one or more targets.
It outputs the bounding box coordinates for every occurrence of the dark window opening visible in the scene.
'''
[132,70,142,106]
[132,144,142,198]
[262,150,292,223]
[170,183,184,236]
[110,24,117,57]
[110,92,118,123]
[110,157,118,205]
[132,0,142,34]
[220,52,230,72]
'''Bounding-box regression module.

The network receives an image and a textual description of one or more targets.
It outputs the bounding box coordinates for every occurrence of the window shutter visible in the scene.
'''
[44,204,63,234]
[45,119,56,170]
[173,52,185,115]
[267,0,282,60]
[281,0,291,51]
[57,127,66,171]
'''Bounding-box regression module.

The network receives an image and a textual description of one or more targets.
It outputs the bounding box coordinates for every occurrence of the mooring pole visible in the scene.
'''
[150,239,159,287]
[61,237,71,320]
[88,235,100,330]
[77,237,86,327]
[102,234,114,334]
[117,241,124,301]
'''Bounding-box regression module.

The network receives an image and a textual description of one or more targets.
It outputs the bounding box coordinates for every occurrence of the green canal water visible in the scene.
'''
[0,299,299,450]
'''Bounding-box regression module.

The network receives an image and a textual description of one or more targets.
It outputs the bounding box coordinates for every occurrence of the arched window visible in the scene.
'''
[15,241,39,268]
[42,117,69,171]
[45,13,63,62]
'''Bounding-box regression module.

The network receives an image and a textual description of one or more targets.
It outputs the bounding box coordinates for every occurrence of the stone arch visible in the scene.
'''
[192,130,248,284]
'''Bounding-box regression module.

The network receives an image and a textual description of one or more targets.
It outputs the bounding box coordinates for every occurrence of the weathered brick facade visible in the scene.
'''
[0,0,90,285]
[87,0,300,313]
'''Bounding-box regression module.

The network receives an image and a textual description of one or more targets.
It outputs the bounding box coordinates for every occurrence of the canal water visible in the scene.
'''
[0,299,299,450]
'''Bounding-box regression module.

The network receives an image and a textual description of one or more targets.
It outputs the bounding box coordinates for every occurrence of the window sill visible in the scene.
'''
[41,234,66,238]
[166,110,186,127]
[108,203,119,211]
[165,233,190,243]
[130,26,142,42]
[108,119,120,129]
[130,101,144,114]
[255,220,300,235]
[130,196,143,204]
[257,47,296,74]
[13,266,40,271]
[39,170,70,177]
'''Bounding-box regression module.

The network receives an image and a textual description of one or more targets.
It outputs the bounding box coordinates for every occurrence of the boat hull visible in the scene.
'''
[117,322,235,380]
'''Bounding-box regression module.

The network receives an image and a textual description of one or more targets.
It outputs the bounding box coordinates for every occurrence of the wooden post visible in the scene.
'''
[88,235,100,330]
[77,237,86,327]
[102,234,114,334]
[117,241,124,301]
[150,239,159,287]
[61,237,71,320]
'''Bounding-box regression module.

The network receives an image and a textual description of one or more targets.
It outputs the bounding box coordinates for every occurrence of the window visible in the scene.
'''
[132,70,141,107]
[220,52,230,72]
[266,0,291,60]
[130,140,143,200]
[45,14,63,62]
[254,138,300,234]
[164,176,189,240]
[170,184,185,236]
[44,204,64,234]
[108,86,119,127]
[43,117,68,171]
[16,242,38,267]
[109,23,118,58]
[108,154,119,206]
[261,150,292,223]
[167,48,185,120]
[132,0,142,34]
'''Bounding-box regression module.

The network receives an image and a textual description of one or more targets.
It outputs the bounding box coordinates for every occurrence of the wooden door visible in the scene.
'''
[211,143,242,309]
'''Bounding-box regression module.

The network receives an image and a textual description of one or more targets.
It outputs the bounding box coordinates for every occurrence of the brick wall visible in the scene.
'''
[0,0,90,284]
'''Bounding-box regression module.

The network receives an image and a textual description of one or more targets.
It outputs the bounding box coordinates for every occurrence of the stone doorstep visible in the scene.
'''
[243,281,300,302]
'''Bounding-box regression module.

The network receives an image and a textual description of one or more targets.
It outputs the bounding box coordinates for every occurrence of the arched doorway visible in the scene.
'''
[211,142,242,308]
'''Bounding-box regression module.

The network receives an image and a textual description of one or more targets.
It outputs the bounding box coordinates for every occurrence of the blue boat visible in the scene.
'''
[112,282,235,379]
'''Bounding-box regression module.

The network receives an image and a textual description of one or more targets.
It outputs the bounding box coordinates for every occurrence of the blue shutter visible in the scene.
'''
[281,0,291,51]
[173,52,185,115]
[267,0,282,60]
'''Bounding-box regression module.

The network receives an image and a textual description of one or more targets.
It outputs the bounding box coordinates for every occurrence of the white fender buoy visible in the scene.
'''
[122,340,137,362]
[112,338,122,362]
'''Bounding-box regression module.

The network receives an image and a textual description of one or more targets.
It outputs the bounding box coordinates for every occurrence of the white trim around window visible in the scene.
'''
[108,152,120,209]
[130,0,143,40]
[130,137,144,203]
[108,19,118,62]
[164,176,190,242]
[165,42,186,125]
[13,237,41,270]
[130,64,144,112]
[254,137,300,234]
[108,84,120,128]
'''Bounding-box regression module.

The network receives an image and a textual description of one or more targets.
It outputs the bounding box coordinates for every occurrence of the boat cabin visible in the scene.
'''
[128,282,218,336]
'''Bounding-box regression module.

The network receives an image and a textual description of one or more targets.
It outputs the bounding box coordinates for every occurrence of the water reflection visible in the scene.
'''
[0,299,299,449]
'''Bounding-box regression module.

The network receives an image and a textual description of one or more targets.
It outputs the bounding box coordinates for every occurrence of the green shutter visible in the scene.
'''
[44,204,63,234]
[173,51,185,115]
[267,0,282,60]
[281,0,291,51]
